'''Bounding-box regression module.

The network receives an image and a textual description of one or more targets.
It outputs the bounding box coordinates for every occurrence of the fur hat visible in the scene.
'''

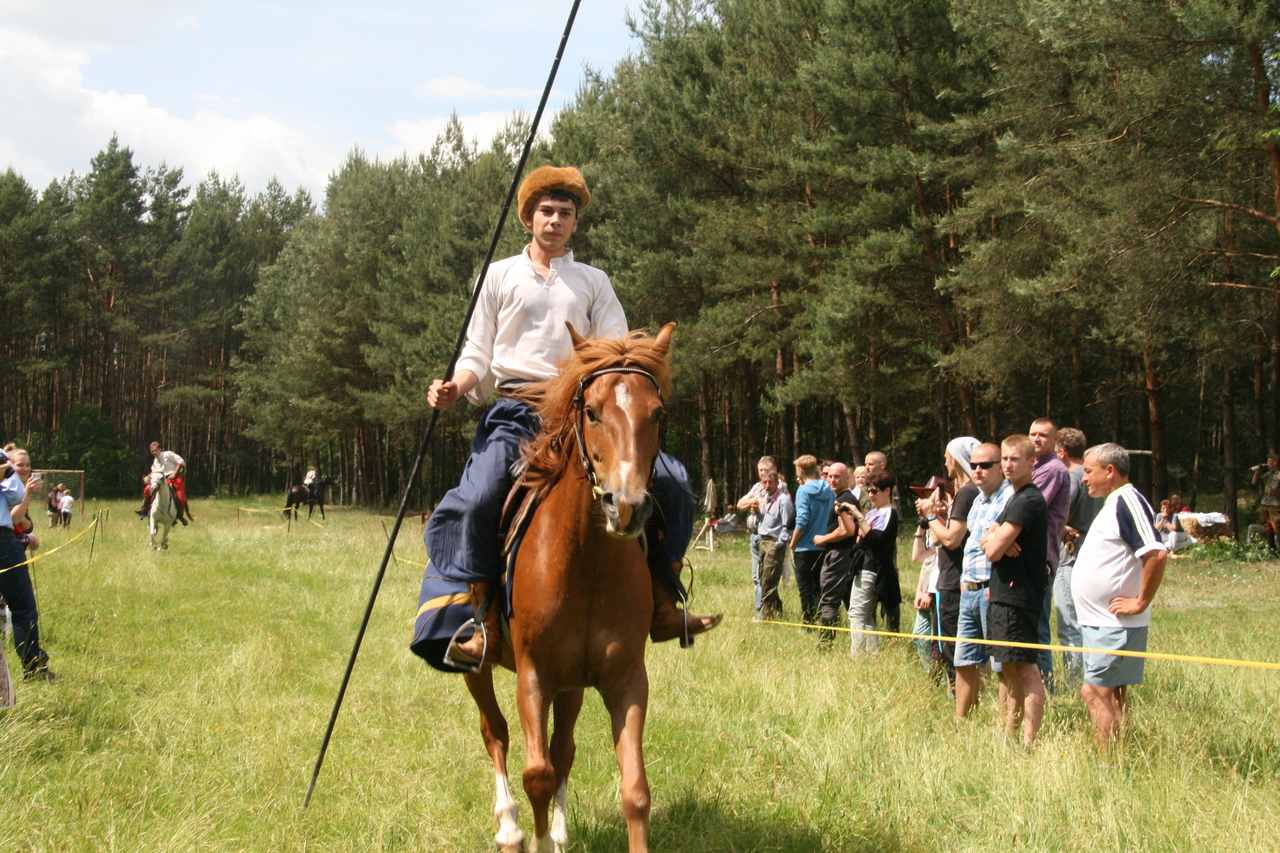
[517,166,590,229]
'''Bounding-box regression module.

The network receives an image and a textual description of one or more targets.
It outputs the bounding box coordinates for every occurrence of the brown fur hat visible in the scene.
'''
[517,166,590,229]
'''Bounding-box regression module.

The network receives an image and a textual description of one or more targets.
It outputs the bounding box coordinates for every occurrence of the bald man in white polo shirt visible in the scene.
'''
[1072,443,1167,751]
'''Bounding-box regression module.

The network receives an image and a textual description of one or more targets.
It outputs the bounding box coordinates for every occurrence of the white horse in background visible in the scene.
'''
[148,472,178,551]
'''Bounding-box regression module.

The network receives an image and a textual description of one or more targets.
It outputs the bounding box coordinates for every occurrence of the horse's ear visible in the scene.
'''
[652,322,676,357]
[566,322,588,351]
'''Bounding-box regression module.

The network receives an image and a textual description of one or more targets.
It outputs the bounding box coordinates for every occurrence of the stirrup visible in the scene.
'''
[678,595,694,649]
[443,617,488,673]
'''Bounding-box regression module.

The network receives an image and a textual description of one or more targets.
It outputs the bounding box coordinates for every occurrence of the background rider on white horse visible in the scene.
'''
[136,442,193,525]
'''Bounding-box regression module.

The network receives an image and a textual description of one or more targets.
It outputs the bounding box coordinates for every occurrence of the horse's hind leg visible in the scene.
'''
[464,669,525,853]
[549,689,584,850]
[603,667,651,853]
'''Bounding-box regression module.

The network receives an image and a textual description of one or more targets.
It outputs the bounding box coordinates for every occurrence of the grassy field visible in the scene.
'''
[1,497,1278,852]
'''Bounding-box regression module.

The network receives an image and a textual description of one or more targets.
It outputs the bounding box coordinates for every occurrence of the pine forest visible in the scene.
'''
[2,0,1279,536]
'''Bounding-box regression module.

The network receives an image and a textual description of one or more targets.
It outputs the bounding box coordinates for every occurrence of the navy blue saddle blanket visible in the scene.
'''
[409,499,532,673]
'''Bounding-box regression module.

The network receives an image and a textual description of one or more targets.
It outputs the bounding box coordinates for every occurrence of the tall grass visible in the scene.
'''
[0,499,1277,851]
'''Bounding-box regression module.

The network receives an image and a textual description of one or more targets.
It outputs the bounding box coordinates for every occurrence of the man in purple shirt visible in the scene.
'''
[1029,418,1071,688]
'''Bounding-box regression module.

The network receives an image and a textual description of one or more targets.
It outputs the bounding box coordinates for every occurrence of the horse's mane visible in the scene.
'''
[519,330,673,490]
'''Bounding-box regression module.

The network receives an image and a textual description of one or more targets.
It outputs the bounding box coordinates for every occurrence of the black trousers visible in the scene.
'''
[936,587,961,669]
[792,549,825,625]
[0,530,47,673]
[818,548,857,625]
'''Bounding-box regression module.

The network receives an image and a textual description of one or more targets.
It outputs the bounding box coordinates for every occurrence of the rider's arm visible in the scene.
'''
[428,370,480,410]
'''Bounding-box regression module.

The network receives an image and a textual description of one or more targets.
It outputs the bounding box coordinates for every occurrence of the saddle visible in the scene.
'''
[409,466,689,673]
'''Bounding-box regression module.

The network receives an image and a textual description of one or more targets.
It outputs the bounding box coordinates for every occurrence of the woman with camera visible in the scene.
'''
[835,470,900,657]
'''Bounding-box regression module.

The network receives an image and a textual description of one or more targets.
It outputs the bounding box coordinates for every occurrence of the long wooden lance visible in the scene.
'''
[302,0,585,807]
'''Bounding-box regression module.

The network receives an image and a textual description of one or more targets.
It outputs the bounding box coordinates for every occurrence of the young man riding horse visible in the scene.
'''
[424,165,721,668]
[136,442,193,525]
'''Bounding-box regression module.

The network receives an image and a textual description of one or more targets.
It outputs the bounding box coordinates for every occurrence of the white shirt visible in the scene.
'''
[455,247,628,405]
[59,494,74,512]
[151,450,185,476]
[1072,483,1166,628]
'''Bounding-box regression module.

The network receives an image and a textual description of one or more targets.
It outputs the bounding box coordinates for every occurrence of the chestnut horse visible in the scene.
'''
[463,323,675,853]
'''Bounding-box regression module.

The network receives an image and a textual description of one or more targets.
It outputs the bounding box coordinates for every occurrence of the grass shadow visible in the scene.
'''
[570,790,917,853]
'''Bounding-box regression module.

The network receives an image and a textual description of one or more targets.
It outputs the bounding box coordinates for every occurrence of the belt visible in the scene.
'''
[498,382,541,403]
[964,581,988,592]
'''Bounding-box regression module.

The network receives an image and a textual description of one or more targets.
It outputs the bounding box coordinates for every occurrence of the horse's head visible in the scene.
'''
[523,323,675,539]
[148,471,167,490]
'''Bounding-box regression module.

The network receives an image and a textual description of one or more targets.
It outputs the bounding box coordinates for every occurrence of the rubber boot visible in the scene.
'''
[649,560,723,646]
[1267,532,1277,559]
[447,582,503,667]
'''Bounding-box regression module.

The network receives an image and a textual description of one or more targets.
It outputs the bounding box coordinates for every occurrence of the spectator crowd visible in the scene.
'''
[736,419,1168,751]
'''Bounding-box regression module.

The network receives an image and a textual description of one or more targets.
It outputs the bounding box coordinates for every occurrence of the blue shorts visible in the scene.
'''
[954,585,990,668]
[1082,624,1148,687]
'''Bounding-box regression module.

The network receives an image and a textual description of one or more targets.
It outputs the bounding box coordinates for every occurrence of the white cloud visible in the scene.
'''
[0,25,335,194]
[413,76,547,102]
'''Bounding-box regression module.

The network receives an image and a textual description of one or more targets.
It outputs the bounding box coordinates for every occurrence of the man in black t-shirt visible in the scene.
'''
[981,434,1049,747]
[815,462,858,646]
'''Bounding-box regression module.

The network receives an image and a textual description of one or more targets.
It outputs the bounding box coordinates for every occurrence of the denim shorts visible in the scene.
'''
[954,585,990,668]
[1082,624,1148,687]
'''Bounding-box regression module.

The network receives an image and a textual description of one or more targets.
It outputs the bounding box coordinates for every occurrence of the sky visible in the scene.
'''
[0,0,642,199]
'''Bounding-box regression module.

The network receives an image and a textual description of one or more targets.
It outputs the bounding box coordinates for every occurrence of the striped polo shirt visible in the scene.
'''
[1071,483,1165,628]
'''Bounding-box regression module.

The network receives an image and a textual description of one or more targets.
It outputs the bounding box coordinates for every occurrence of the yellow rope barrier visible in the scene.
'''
[1,517,99,575]
[738,617,1280,672]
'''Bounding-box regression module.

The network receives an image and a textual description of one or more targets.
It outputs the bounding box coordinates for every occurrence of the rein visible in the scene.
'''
[569,367,664,498]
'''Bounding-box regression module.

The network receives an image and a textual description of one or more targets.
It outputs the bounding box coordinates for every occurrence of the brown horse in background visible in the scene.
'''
[463,323,675,853]
[284,477,333,520]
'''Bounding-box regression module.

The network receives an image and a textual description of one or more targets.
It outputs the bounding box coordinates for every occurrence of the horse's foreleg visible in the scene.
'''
[464,669,524,852]
[604,667,651,853]
[548,689,584,850]
[517,668,556,853]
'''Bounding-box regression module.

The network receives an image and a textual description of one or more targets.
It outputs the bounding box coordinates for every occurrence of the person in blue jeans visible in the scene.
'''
[737,456,783,616]
[954,443,1011,719]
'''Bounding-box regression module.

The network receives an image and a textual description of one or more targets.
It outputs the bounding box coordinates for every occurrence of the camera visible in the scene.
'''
[837,504,852,514]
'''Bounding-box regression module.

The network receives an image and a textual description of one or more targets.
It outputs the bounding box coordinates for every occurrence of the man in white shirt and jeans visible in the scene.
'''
[1072,443,1167,751]
[424,166,720,667]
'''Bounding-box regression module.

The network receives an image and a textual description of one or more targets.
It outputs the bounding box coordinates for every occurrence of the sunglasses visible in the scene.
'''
[867,487,881,494]
[972,461,999,469]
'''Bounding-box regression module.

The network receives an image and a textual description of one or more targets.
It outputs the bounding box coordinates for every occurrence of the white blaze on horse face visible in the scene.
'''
[493,772,525,850]
[551,780,569,849]
[611,381,639,490]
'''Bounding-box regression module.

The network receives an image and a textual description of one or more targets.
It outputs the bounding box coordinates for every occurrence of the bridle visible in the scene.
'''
[569,367,664,498]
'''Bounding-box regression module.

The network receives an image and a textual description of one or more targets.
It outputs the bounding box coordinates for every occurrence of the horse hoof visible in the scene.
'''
[496,835,526,853]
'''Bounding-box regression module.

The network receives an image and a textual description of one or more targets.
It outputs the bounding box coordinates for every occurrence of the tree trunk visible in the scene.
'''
[1142,347,1168,504]
[738,358,761,468]
[1223,366,1240,540]
[1071,336,1084,429]
[1190,359,1207,511]
[842,401,863,465]
[697,372,713,490]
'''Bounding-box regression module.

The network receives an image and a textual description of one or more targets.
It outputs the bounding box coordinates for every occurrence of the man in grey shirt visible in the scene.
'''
[756,469,795,619]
